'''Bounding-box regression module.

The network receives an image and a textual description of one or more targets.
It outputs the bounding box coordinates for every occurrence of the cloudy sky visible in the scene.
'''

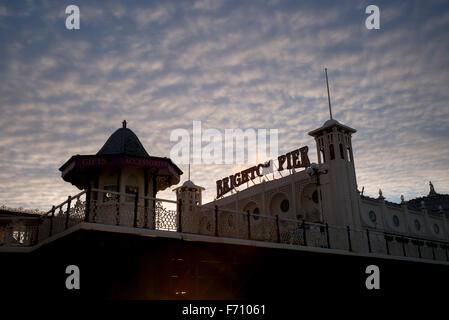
[1,0,449,211]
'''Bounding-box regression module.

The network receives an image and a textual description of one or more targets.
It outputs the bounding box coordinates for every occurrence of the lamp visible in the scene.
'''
[306,162,329,223]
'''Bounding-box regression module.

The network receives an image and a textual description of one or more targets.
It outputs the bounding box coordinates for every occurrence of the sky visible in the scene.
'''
[0,0,449,211]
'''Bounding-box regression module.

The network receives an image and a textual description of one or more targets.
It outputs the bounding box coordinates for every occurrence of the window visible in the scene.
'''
[393,215,400,227]
[414,219,421,231]
[253,207,260,220]
[329,144,335,160]
[369,210,376,223]
[320,148,326,163]
[339,143,344,159]
[312,190,319,204]
[347,148,351,162]
[280,199,289,213]
[125,174,138,202]
[125,185,139,202]
[433,224,440,234]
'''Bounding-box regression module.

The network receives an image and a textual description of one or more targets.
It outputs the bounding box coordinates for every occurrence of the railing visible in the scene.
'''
[1,188,449,263]
[0,217,39,247]
[0,190,87,246]
[89,188,178,231]
[181,205,449,262]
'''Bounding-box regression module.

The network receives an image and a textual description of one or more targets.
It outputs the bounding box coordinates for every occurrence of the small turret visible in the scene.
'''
[173,180,205,214]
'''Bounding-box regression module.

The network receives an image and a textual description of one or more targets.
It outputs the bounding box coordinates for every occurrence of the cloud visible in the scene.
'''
[0,0,449,210]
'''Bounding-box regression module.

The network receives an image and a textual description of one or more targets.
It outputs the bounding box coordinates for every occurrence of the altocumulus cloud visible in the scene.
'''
[0,0,449,210]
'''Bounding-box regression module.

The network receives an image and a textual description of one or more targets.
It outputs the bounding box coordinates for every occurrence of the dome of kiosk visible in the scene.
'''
[97,120,150,158]
[59,120,182,190]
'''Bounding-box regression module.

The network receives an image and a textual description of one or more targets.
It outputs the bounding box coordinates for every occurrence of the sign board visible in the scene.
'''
[216,146,310,198]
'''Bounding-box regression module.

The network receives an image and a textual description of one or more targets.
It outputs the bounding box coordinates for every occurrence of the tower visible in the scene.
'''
[173,180,205,214]
[306,69,361,227]
[308,119,361,227]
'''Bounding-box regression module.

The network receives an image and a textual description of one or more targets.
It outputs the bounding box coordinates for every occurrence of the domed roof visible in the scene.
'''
[323,119,340,127]
[59,120,183,190]
[308,118,356,137]
[96,121,150,158]
[173,180,205,191]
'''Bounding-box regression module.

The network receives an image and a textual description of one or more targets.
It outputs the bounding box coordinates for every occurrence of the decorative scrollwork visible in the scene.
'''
[72,198,86,223]
[154,201,178,231]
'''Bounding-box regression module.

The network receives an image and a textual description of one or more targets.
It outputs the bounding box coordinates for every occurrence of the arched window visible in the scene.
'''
[329,144,335,160]
[320,148,326,163]
[369,210,376,223]
[280,199,289,212]
[339,143,344,159]
[393,215,400,227]
[312,190,319,204]
[253,207,260,220]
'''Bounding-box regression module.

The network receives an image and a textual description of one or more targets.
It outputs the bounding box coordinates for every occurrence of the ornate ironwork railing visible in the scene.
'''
[184,205,449,263]
[0,190,87,246]
[89,188,178,231]
[1,187,449,263]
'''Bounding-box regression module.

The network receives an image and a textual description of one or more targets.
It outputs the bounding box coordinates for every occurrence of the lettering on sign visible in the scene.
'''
[216,146,310,198]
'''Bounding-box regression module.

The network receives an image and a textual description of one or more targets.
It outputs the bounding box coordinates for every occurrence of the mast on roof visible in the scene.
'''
[325,68,333,120]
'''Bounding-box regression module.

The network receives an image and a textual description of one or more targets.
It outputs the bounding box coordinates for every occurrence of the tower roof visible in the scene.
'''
[97,122,150,158]
[173,180,205,191]
[59,121,182,190]
[308,119,356,137]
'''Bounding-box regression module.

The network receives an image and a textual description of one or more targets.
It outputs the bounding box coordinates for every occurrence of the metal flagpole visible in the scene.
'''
[325,68,333,120]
